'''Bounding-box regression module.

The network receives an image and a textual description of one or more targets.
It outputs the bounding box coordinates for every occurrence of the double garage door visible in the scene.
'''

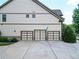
[21,30,60,40]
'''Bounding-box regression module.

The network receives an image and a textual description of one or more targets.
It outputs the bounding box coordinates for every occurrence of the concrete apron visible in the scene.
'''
[0,41,79,59]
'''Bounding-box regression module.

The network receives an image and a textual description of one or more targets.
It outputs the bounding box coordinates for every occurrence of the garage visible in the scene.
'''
[34,30,46,40]
[47,31,60,40]
[21,31,33,40]
[21,31,60,40]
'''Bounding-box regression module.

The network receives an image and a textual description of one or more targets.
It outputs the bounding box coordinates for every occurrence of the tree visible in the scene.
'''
[63,26,76,43]
[73,4,79,34]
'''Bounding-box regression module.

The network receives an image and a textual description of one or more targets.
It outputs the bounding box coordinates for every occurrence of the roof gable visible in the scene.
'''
[0,0,64,22]
[32,0,64,22]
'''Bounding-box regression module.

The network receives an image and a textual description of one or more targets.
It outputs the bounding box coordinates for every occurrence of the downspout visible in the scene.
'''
[59,18,64,40]
[61,22,63,40]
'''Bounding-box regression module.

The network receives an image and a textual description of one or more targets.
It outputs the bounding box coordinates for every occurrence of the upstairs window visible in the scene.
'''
[32,14,36,18]
[32,11,36,18]
[0,14,1,22]
[26,14,29,18]
[2,14,6,22]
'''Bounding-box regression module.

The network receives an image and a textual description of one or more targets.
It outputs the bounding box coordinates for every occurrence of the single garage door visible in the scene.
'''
[47,31,60,40]
[21,31,33,40]
[34,30,46,40]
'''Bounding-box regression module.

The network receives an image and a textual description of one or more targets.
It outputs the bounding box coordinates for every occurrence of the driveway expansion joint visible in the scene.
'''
[47,41,58,59]
[22,42,34,59]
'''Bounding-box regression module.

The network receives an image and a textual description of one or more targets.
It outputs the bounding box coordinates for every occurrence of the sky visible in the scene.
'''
[39,0,79,24]
[0,0,79,24]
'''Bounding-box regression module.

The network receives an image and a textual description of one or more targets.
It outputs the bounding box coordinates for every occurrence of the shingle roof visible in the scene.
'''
[52,10,63,16]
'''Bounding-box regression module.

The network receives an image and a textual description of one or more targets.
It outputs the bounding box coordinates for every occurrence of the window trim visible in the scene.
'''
[26,14,29,18]
[32,13,36,18]
[2,14,6,22]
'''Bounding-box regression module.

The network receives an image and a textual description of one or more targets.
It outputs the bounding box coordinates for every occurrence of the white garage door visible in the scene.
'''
[34,30,46,40]
[21,31,60,40]
[47,31,60,40]
[21,31,33,40]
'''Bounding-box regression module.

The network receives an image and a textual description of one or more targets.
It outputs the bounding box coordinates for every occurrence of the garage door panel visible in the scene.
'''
[28,37,32,40]
[41,31,45,40]
[34,30,46,40]
[47,31,60,40]
[35,30,40,40]
[21,31,33,40]
[22,38,27,40]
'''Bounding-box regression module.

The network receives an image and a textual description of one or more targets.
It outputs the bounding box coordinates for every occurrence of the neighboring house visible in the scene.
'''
[0,0,64,40]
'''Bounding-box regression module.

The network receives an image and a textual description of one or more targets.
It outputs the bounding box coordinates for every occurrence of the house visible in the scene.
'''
[0,0,64,40]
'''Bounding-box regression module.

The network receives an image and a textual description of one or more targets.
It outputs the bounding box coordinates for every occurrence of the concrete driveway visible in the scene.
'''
[0,41,79,59]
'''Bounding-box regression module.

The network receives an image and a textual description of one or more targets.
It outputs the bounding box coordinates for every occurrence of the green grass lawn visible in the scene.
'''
[0,42,14,46]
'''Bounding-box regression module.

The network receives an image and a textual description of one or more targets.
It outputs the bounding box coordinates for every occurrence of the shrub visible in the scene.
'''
[0,31,1,36]
[62,26,76,43]
[10,38,18,42]
[0,37,8,42]
[0,37,18,42]
[8,38,13,42]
